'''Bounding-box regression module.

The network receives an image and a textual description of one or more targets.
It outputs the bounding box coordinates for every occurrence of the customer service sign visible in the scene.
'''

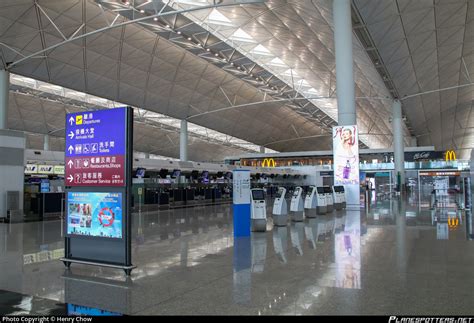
[333,125,359,185]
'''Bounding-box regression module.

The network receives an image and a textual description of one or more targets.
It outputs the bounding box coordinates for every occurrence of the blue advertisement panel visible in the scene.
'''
[67,192,123,239]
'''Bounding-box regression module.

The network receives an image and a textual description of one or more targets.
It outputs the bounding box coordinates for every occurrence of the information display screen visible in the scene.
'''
[67,192,123,239]
[323,186,332,194]
[135,168,146,178]
[317,187,324,194]
[251,189,265,200]
[334,186,345,193]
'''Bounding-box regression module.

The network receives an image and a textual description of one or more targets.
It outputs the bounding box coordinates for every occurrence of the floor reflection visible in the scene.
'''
[0,196,473,315]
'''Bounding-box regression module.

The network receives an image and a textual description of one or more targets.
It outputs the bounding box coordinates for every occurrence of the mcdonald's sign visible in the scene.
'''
[261,158,276,168]
[445,150,456,161]
[448,216,459,229]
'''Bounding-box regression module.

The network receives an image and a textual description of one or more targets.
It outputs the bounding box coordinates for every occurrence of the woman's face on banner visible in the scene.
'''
[342,129,352,142]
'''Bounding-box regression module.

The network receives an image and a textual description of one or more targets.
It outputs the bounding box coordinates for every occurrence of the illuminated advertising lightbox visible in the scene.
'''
[333,125,359,185]
[67,192,123,239]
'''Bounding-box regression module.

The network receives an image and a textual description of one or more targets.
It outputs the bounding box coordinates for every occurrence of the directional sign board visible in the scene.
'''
[65,108,127,187]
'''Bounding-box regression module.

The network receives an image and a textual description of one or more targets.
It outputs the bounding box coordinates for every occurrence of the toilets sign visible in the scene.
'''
[65,108,127,187]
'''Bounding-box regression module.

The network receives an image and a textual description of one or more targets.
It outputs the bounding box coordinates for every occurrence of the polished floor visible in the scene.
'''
[0,196,473,315]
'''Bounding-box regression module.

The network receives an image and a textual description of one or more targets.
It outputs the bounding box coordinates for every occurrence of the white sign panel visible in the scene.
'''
[38,165,54,174]
[233,170,250,205]
[333,125,359,185]
[53,165,65,175]
[25,164,38,174]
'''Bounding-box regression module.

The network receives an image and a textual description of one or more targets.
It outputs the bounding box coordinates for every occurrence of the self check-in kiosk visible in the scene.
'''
[272,187,288,226]
[323,186,334,212]
[251,188,267,232]
[316,187,327,215]
[290,187,304,222]
[304,186,317,218]
[333,186,346,210]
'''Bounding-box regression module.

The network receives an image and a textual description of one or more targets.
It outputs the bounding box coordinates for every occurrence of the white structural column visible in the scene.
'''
[392,100,405,188]
[259,146,265,154]
[0,70,9,130]
[333,0,356,126]
[43,134,50,151]
[180,119,188,161]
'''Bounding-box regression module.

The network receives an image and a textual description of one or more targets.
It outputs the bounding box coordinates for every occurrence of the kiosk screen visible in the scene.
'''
[252,190,265,200]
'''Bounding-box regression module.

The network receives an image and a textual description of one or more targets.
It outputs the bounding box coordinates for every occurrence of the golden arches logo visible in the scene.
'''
[445,150,456,161]
[448,217,459,229]
[262,158,276,168]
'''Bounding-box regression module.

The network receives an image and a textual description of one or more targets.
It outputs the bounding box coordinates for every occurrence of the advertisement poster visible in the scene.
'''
[67,192,123,239]
[333,125,359,185]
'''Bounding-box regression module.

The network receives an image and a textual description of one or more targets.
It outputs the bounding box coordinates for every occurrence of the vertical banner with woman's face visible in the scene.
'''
[333,125,360,206]
[333,125,359,185]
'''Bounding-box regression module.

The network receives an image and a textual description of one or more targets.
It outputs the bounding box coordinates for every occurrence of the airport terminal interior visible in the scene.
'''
[0,0,473,316]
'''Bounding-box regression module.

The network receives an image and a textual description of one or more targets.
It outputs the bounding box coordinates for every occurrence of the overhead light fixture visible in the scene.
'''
[176,31,181,34]
[230,62,234,66]
[187,37,192,41]
[153,17,158,21]
[214,53,219,57]
[206,48,210,52]
[140,9,145,13]
[166,24,170,28]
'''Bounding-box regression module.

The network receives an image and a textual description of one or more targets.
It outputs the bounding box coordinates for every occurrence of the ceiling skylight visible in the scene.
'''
[230,28,256,43]
[207,8,234,26]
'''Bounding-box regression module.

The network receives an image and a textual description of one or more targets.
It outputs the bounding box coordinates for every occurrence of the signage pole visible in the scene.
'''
[124,107,133,272]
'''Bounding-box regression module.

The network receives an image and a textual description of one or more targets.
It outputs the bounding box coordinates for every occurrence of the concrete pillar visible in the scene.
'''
[43,134,50,151]
[392,100,405,188]
[0,130,25,219]
[144,152,150,159]
[333,0,356,126]
[180,119,188,161]
[410,137,417,147]
[0,70,9,130]
[259,146,265,154]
